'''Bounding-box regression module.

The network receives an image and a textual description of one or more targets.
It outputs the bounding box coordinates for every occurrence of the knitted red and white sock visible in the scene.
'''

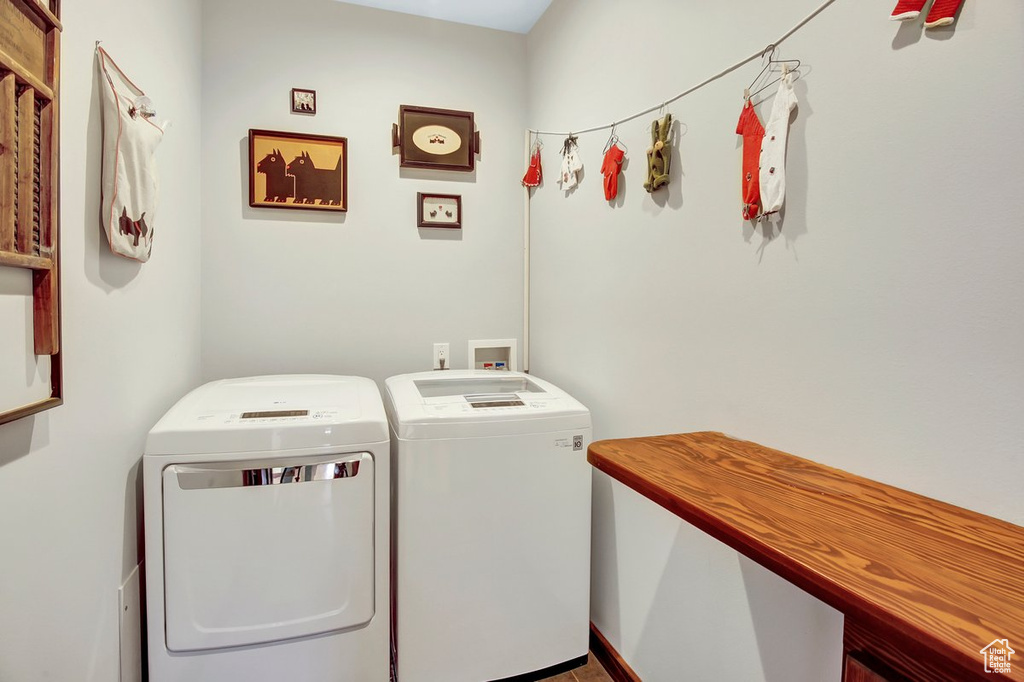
[924,0,963,27]
[890,0,927,20]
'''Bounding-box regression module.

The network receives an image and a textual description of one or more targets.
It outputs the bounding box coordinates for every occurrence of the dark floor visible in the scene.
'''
[541,653,613,682]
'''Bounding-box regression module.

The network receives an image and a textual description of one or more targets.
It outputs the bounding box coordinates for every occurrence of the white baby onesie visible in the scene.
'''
[98,47,165,262]
[559,147,583,191]
[758,72,798,216]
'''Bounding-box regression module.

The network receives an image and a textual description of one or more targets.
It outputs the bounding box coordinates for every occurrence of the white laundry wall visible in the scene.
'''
[1,2,1021,680]
[526,1,1024,681]
[0,1,203,680]
[199,0,528,384]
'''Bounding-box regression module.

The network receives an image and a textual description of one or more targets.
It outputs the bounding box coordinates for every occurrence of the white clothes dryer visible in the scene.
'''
[384,370,592,682]
[143,375,390,682]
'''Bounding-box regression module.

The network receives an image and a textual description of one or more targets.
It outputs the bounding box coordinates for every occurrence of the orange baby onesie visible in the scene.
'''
[601,144,625,201]
[522,147,542,187]
[736,99,765,220]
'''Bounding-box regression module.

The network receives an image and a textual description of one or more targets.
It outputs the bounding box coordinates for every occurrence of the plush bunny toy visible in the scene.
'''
[644,114,672,193]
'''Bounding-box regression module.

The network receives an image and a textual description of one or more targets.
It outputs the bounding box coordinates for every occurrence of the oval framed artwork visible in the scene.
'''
[393,105,480,172]
[411,125,462,156]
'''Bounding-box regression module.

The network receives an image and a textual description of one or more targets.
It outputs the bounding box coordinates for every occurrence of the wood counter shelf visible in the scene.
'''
[588,432,1024,682]
[0,0,63,425]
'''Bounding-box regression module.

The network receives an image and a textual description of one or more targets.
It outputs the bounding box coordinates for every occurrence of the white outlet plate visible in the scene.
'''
[119,563,143,682]
[433,342,449,370]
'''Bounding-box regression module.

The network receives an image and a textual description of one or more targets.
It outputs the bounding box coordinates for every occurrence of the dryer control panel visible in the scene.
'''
[195,409,343,425]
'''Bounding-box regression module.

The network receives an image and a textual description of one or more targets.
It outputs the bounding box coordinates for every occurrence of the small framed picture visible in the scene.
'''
[291,88,316,115]
[393,105,480,172]
[249,129,347,212]
[417,193,461,229]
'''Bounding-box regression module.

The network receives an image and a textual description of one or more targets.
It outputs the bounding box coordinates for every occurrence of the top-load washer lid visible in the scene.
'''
[384,370,591,440]
[145,375,388,456]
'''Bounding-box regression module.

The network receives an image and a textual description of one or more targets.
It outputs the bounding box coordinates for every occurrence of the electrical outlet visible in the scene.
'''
[433,343,449,370]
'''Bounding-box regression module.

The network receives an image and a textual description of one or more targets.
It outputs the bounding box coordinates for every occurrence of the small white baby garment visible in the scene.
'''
[98,47,165,262]
[559,147,583,191]
[758,72,798,216]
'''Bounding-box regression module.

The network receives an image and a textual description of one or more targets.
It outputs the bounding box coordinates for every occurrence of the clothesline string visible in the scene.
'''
[527,0,840,138]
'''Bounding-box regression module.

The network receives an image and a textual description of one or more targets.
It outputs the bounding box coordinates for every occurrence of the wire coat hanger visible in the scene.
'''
[746,45,777,94]
[561,133,578,156]
[747,44,801,100]
[603,124,627,154]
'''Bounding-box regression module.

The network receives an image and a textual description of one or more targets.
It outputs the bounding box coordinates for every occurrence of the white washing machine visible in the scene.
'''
[143,375,390,682]
[383,370,592,682]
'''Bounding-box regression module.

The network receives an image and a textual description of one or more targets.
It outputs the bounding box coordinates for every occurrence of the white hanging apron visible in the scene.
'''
[97,46,165,262]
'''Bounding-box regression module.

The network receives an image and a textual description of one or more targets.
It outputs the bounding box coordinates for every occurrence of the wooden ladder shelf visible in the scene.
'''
[0,0,62,425]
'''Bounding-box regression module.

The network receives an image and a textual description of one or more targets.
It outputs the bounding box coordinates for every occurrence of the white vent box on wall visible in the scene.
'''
[468,338,517,371]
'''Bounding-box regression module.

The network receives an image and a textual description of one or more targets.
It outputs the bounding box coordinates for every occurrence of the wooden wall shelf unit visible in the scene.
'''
[0,0,62,425]
[588,432,1024,682]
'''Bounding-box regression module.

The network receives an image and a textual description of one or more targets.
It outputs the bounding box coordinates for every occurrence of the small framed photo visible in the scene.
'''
[393,105,480,172]
[291,88,316,115]
[417,193,461,229]
[249,129,347,212]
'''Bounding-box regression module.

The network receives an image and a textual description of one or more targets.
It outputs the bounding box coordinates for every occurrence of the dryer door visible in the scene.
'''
[162,452,374,651]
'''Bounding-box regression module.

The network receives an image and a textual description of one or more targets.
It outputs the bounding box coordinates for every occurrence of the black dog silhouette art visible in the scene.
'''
[257,148,294,202]
[119,207,149,246]
[287,151,342,205]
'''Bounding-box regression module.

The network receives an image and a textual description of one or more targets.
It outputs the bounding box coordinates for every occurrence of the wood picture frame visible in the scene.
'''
[417,193,461,229]
[392,105,479,172]
[248,129,347,212]
[290,88,315,115]
[0,0,63,426]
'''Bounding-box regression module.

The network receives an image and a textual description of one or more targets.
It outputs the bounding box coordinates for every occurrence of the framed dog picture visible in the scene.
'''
[291,88,316,115]
[248,129,347,212]
[392,105,480,172]
[417,193,461,229]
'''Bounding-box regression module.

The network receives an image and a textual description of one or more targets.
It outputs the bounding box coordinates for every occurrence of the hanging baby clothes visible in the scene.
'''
[736,99,764,220]
[890,0,963,28]
[758,72,798,217]
[98,46,165,262]
[522,144,542,187]
[601,144,625,201]
[559,135,583,191]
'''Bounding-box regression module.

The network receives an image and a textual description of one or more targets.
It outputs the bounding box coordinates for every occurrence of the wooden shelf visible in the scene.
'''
[0,47,56,101]
[0,0,61,425]
[588,432,1024,682]
[0,250,51,270]
[0,395,60,427]
[22,0,62,32]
